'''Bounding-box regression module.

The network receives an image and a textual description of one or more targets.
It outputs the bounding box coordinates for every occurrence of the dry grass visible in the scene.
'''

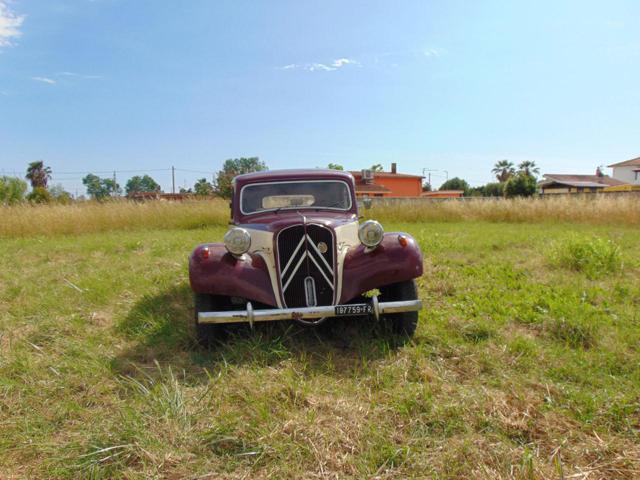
[0,199,229,238]
[369,194,640,225]
[1,194,639,239]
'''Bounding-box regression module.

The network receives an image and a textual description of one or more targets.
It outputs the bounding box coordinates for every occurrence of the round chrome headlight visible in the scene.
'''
[358,220,384,248]
[224,227,251,256]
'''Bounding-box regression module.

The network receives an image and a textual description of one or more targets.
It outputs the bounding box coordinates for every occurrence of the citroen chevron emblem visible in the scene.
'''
[280,234,334,293]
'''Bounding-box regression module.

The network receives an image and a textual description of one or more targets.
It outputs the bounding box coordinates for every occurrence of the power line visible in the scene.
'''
[53,168,172,175]
[173,168,215,174]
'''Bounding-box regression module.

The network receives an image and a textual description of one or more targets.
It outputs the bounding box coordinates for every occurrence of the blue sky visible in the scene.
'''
[1,0,640,193]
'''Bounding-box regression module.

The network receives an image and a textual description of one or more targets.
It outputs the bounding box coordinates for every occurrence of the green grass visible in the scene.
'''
[1,222,639,478]
[550,235,623,279]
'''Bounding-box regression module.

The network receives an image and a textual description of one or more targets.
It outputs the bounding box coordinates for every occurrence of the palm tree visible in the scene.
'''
[492,160,515,183]
[370,164,384,172]
[518,160,540,177]
[25,161,52,189]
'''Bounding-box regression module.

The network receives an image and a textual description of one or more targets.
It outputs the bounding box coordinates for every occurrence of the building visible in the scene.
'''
[350,163,423,197]
[128,191,193,201]
[421,190,464,198]
[608,156,640,185]
[538,173,625,194]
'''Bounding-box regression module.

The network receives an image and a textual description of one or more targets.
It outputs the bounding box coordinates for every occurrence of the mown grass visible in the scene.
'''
[1,194,640,238]
[1,222,639,478]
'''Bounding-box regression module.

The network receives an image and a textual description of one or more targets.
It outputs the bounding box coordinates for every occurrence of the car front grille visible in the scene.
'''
[277,224,335,308]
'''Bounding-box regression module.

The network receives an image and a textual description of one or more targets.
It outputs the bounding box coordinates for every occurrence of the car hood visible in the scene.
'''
[238,211,358,233]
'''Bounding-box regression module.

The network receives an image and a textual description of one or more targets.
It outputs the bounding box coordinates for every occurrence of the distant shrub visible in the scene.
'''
[49,184,74,204]
[26,186,52,204]
[551,236,622,279]
[0,176,28,205]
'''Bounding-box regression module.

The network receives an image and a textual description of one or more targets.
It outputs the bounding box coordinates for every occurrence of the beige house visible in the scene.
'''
[608,156,640,185]
[538,173,625,194]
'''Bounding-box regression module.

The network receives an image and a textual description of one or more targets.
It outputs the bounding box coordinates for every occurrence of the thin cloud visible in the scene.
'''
[32,76,56,84]
[57,71,103,80]
[280,57,360,72]
[423,47,446,58]
[0,1,24,47]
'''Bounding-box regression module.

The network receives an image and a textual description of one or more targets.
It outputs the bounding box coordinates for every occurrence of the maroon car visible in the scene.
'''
[189,169,423,343]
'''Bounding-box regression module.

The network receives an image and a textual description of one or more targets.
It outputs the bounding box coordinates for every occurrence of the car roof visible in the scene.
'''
[234,169,355,185]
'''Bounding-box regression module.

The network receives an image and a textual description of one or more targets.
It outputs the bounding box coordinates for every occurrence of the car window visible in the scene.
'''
[241,181,352,214]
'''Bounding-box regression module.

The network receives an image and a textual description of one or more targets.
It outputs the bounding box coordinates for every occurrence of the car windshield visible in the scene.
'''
[240,181,352,214]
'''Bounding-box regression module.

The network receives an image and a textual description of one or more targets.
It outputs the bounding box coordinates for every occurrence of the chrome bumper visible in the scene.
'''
[198,299,422,326]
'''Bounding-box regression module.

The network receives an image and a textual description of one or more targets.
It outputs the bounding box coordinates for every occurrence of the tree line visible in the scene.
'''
[1,157,540,205]
[0,157,267,204]
[424,160,540,198]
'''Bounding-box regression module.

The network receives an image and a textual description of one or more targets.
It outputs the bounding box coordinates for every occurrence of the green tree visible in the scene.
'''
[504,173,537,198]
[482,182,505,197]
[370,164,384,172]
[517,161,540,177]
[194,178,214,196]
[125,175,161,196]
[492,160,515,183]
[82,174,121,200]
[215,157,267,199]
[439,177,470,195]
[0,176,28,205]
[327,163,344,170]
[25,161,52,189]
[422,182,432,192]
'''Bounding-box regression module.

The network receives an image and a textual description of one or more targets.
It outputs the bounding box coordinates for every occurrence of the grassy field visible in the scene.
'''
[1,218,639,478]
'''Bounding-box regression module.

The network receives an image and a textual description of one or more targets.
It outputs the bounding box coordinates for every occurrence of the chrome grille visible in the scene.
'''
[277,224,335,308]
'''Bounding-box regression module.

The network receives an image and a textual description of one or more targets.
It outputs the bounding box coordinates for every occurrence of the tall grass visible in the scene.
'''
[369,195,640,225]
[0,199,229,238]
[1,195,638,238]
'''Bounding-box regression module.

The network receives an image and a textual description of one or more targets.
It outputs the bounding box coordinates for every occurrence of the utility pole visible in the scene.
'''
[423,168,437,189]
[172,166,175,194]
[113,170,117,196]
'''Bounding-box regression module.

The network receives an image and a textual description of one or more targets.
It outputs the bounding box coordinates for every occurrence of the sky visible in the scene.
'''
[1,0,640,194]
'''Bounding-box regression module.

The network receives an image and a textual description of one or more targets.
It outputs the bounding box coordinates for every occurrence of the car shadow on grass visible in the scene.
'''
[111,282,410,383]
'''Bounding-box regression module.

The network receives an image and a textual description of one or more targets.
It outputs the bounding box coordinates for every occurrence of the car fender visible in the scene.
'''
[189,243,278,307]
[339,232,423,303]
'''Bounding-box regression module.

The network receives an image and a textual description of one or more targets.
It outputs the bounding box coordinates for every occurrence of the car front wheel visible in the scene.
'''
[379,279,420,337]
[194,293,223,346]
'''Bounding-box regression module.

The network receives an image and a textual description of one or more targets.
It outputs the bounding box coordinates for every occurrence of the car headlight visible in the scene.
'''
[358,220,384,248]
[224,227,251,256]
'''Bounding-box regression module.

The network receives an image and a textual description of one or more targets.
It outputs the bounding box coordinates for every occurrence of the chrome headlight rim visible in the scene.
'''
[358,220,384,248]
[224,227,251,256]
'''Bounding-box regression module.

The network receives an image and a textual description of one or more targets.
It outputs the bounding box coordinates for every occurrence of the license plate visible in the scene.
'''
[334,304,373,316]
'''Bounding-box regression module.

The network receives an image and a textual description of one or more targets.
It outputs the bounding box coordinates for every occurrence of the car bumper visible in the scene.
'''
[198,299,423,325]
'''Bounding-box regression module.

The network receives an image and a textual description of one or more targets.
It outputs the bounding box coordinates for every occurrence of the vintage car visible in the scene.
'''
[189,169,423,343]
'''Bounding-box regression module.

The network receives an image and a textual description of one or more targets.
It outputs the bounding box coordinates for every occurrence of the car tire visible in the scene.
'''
[380,279,420,337]
[194,293,223,346]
